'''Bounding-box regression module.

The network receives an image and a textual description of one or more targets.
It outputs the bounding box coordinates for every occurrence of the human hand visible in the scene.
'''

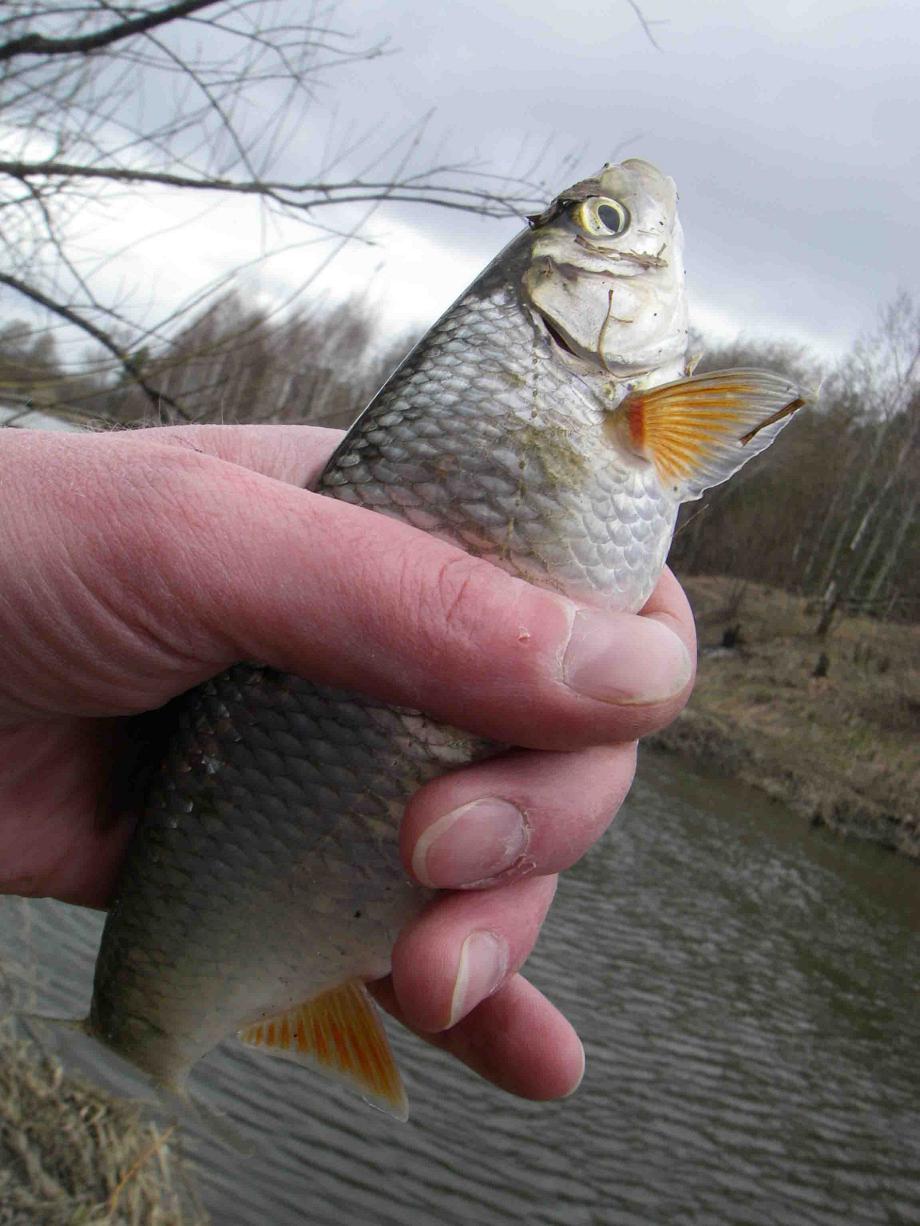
[0,424,695,1099]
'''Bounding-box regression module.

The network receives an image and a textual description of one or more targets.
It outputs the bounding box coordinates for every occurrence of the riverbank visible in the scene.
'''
[0,1021,207,1225]
[648,576,920,860]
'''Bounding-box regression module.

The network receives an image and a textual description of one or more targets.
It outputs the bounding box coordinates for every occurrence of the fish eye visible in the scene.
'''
[572,197,630,238]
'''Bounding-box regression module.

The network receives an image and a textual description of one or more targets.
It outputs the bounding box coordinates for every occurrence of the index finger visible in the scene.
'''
[159,447,695,750]
[3,427,694,750]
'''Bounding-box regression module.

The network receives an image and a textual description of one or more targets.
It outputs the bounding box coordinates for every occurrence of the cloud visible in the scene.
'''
[4,0,916,373]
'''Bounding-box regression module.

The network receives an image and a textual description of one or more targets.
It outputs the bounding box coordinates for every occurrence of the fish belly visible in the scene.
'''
[90,668,490,1083]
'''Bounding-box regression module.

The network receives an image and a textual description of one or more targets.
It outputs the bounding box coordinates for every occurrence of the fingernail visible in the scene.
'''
[412,799,529,889]
[448,930,509,1028]
[563,1038,587,1098]
[562,610,692,704]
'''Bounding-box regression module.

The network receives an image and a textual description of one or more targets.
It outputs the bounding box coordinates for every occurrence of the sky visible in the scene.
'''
[5,0,920,368]
[300,0,919,358]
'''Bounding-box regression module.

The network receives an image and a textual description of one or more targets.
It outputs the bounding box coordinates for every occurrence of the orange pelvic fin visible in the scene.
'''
[238,981,408,1121]
[608,368,807,502]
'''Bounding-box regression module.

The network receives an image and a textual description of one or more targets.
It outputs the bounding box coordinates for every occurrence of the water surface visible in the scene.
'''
[4,753,918,1225]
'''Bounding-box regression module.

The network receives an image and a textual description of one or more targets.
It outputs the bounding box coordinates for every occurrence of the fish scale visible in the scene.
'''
[321,279,674,608]
[79,158,806,1119]
[92,666,488,1079]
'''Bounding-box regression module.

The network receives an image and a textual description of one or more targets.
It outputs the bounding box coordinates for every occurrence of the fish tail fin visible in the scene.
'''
[608,367,808,502]
[22,1011,252,1153]
[19,1009,91,1041]
[238,979,409,1122]
[154,1079,255,1156]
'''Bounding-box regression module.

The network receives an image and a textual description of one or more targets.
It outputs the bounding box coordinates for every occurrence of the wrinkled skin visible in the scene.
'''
[0,423,695,1099]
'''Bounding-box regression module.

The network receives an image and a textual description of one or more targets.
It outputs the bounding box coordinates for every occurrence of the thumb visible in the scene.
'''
[0,428,693,749]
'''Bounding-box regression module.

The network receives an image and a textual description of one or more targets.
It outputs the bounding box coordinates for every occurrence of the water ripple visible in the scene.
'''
[2,753,918,1225]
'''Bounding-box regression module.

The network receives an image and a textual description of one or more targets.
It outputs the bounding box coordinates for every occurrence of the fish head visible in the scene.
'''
[523,158,687,382]
[521,159,806,513]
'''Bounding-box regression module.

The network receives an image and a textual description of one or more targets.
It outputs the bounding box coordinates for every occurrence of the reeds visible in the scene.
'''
[0,1021,207,1226]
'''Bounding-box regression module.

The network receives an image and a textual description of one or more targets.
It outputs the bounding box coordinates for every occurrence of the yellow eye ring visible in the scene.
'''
[572,197,630,237]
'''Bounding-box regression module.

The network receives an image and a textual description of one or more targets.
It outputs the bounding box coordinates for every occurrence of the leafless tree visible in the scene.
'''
[92,288,414,427]
[664,317,919,626]
[813,291,920,635]
[0,1,547,420]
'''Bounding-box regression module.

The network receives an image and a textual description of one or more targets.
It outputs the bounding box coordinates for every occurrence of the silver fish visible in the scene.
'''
[79,158,805,1120]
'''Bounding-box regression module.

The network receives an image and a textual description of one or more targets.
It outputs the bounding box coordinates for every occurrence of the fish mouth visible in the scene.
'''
[572,239,669,271]
[550,249,667,281]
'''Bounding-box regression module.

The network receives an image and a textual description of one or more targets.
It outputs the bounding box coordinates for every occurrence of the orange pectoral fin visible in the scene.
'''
[238,981,408,1121]
[608,368,808,503]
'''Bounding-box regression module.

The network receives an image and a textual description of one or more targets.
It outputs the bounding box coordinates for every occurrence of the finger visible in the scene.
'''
[402,742,636,889]
[370,972,584,1101]
[641,565,696,655]
[1,431,693,750]
[122,422,345,489]
[0,719,133,908]
[224,499,694,748]
[388,875,557,1033]
[140,443,696,745]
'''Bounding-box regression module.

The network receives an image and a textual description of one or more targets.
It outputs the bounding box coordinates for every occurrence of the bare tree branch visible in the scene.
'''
[0,272,190,420]
[0,1,556,417]
[0,0,219,62]
[0,158,534,216]
[625,0,666,52]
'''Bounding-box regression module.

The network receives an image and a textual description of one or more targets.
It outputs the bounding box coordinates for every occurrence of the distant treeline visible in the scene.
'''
[2,290,917,625]
[672,296,918,626]
[0,294,408,433]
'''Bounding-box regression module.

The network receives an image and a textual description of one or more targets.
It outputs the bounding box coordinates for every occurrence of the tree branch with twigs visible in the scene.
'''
[0,0,666,421]
[0,0,552,420]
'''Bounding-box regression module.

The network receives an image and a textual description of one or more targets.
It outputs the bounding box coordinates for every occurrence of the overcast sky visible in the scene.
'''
[7,0,920,368]
[315,0,919,359]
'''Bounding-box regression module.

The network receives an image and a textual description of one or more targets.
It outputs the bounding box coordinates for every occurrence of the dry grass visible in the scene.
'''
[650,576,920,859]
[0,1022,207,1226]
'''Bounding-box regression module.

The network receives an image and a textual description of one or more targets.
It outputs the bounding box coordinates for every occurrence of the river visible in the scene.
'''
[3,751,918,1225]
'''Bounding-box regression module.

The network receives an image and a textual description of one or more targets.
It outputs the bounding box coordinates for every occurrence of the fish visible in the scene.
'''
[70,158,806,1124]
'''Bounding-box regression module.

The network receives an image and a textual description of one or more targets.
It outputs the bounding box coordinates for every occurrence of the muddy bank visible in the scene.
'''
[0,1021,207,1226]
[647,576,920,861]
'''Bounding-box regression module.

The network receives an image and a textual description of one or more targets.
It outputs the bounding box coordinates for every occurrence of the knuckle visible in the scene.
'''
[432,554,482,633]
[74,440,235,627]
[85,444,205,575]
[417,550,496,644]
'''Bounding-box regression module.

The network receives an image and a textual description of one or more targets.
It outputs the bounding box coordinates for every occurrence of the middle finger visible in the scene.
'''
[402,742,636,890]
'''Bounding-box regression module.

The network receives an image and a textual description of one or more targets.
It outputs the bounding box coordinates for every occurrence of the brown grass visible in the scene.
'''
[649,576,920,859]
[0,1021,208,1226]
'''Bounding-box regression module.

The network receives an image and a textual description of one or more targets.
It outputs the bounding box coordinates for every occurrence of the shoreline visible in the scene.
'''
[647,576,919,861]
[0,1021,207,1224]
